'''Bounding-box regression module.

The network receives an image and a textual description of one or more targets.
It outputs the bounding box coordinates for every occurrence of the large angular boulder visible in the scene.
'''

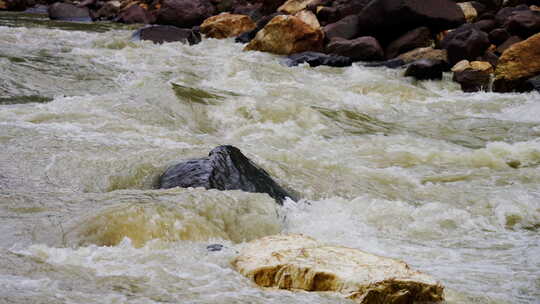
[493,32,540,92]
[244,15,324,55]
[48,2,91,21]
[440,23,491,65]
[133,25,202,45]
[201,13,256,38]
[326,36,384,61]
[355,0,466,43]
[159,145,297,204]
[283,51,352,67]
[385,26,432,60]
[232,234,445,304]
[156,0,215,28]
[404,59,447,80]
[95,0,121,20]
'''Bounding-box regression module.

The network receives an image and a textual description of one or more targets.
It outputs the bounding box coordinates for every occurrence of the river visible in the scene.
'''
[1,11,539,304]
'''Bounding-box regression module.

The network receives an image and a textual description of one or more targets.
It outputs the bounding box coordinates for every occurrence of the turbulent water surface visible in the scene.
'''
[1,12,539,304]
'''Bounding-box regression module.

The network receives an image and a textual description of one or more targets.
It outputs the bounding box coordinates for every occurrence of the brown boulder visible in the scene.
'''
[156,0,215,28]
[397,47,448,64]
[355,0,466,44]
[323,14,359,41]
[118,4,155,24]
[244,15,324,55]
[494,32,540,92]
[201,13,256,38]
[326,36,384,61]
[503,9,540,39]
[385,26,432,59]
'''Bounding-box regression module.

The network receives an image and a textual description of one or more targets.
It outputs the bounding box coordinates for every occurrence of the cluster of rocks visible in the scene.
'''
[3,0,540,93]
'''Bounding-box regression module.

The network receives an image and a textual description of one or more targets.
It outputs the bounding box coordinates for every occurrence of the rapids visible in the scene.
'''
[1,11,539,303]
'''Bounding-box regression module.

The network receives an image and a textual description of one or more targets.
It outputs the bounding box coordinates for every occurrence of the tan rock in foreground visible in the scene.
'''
[494,32,540,92]
[278,0,318,15]
[232,234,444,304]
[200,13,256,39]
[244,15,324,55]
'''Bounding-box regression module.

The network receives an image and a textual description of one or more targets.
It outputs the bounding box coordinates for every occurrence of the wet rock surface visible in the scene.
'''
[283,51,352,67]
[233,234,445,304]
[159,145,297,204]
[133,25,202,45]
[404,59,447,80]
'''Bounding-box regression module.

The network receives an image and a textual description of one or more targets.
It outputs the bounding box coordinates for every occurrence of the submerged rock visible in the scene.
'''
[133,25,201,45]
[48,2,91,22]
[159,145,296,204]
[283,51,352,67]
[232,234,445,304]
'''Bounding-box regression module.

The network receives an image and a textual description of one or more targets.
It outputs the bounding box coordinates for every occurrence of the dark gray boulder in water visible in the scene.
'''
[159,145,297,204]
[132,25,201,45]
[283,52,352,68]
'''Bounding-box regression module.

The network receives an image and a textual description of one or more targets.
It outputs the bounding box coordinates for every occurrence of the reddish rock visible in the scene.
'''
[118,4,155,24]
[156,0,215,28]
[385,26,432,59]
[326,36,384,61]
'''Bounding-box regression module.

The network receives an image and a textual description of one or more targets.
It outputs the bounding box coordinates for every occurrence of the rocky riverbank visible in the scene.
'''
[2,0,540,93]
